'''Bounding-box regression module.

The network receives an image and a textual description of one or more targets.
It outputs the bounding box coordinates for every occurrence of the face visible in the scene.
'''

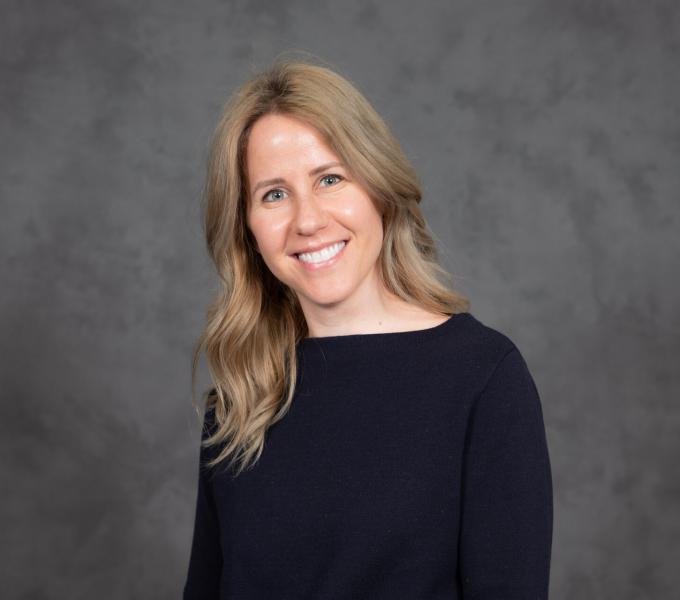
[245,112,385,314]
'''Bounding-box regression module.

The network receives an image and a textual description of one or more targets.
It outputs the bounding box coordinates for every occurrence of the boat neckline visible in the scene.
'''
[298,312,470,349]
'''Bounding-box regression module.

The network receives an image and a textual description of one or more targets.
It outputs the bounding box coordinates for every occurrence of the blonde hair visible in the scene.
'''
[191,55,470,477]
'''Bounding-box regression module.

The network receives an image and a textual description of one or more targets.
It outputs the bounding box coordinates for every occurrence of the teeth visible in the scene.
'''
[297,241,346,264]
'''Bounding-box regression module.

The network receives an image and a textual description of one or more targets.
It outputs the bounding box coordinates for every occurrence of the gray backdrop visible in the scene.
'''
[2,1,678,598]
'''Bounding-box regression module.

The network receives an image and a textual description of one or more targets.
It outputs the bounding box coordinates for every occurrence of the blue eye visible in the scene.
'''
[321,174,343,186]
[261,174,343,203]
[263,189,286,203]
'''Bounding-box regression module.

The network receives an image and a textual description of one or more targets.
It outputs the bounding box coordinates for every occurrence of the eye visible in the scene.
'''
[262,188,287,203]
[320,174,344,187]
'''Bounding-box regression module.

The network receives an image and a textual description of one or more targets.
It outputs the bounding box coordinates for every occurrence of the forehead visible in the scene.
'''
[246,114,338,172]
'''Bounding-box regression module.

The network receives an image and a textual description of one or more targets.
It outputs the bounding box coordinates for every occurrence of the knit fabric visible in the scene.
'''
[183,312,553,599]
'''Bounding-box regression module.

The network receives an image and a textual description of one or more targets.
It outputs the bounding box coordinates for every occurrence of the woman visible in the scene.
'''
[184,59,553,599]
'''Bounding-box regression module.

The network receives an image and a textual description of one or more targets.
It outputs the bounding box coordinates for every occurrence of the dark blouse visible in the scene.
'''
[184,312,553,599]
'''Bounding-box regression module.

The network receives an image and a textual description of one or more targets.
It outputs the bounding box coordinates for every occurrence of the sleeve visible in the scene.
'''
[183,406,223,599]
[458,347,553,600]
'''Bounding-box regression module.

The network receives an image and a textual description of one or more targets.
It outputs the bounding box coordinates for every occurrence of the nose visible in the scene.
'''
[293,191,330,235]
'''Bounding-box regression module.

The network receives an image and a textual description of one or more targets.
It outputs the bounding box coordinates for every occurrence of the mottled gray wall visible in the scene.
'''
[1,0,678,598]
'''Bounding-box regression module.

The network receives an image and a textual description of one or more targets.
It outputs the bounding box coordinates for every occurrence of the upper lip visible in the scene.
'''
[292,239,348,256]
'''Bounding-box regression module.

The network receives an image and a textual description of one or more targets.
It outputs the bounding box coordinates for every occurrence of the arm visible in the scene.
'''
[183,406,223,599]
[459,347,553,599]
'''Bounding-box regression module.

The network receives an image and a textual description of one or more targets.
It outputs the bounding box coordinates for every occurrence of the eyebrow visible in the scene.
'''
[251,161,345,195]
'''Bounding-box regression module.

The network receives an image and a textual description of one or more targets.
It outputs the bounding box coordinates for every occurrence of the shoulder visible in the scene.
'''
[453,314,544,423]
[429,311,543,403]
[454,312,516,350]
[444,311,520,371]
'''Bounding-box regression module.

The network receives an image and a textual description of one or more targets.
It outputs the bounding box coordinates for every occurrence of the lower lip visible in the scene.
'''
[294,241,348,271]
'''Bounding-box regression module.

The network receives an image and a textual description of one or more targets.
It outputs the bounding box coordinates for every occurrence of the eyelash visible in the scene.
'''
[262,174,344,203]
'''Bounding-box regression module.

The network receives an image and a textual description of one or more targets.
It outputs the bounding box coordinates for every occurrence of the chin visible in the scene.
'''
[298,287,353,308]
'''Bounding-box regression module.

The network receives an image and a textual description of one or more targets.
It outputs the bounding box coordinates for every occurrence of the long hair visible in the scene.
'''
[191,56,470,477]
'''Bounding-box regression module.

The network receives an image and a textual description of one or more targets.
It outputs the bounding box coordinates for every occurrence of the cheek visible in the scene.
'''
[245,217,259,250]
[365,205,384,244]
[248,219,291,275]
[340,194,382,227]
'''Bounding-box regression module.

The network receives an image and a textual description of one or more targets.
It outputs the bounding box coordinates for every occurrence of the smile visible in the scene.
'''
[295,240,347,269]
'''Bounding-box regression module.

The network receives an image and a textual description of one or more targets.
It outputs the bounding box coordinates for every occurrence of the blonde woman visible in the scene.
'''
[183,58,553,599]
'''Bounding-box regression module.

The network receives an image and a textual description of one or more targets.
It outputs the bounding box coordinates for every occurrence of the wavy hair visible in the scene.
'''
[191,56,470,477]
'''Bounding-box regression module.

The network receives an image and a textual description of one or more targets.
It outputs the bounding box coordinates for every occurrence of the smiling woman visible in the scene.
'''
[184,57,553,599]
[245,112,387,315]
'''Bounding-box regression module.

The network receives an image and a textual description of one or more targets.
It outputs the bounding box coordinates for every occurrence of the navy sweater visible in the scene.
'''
[183,312,553,599]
